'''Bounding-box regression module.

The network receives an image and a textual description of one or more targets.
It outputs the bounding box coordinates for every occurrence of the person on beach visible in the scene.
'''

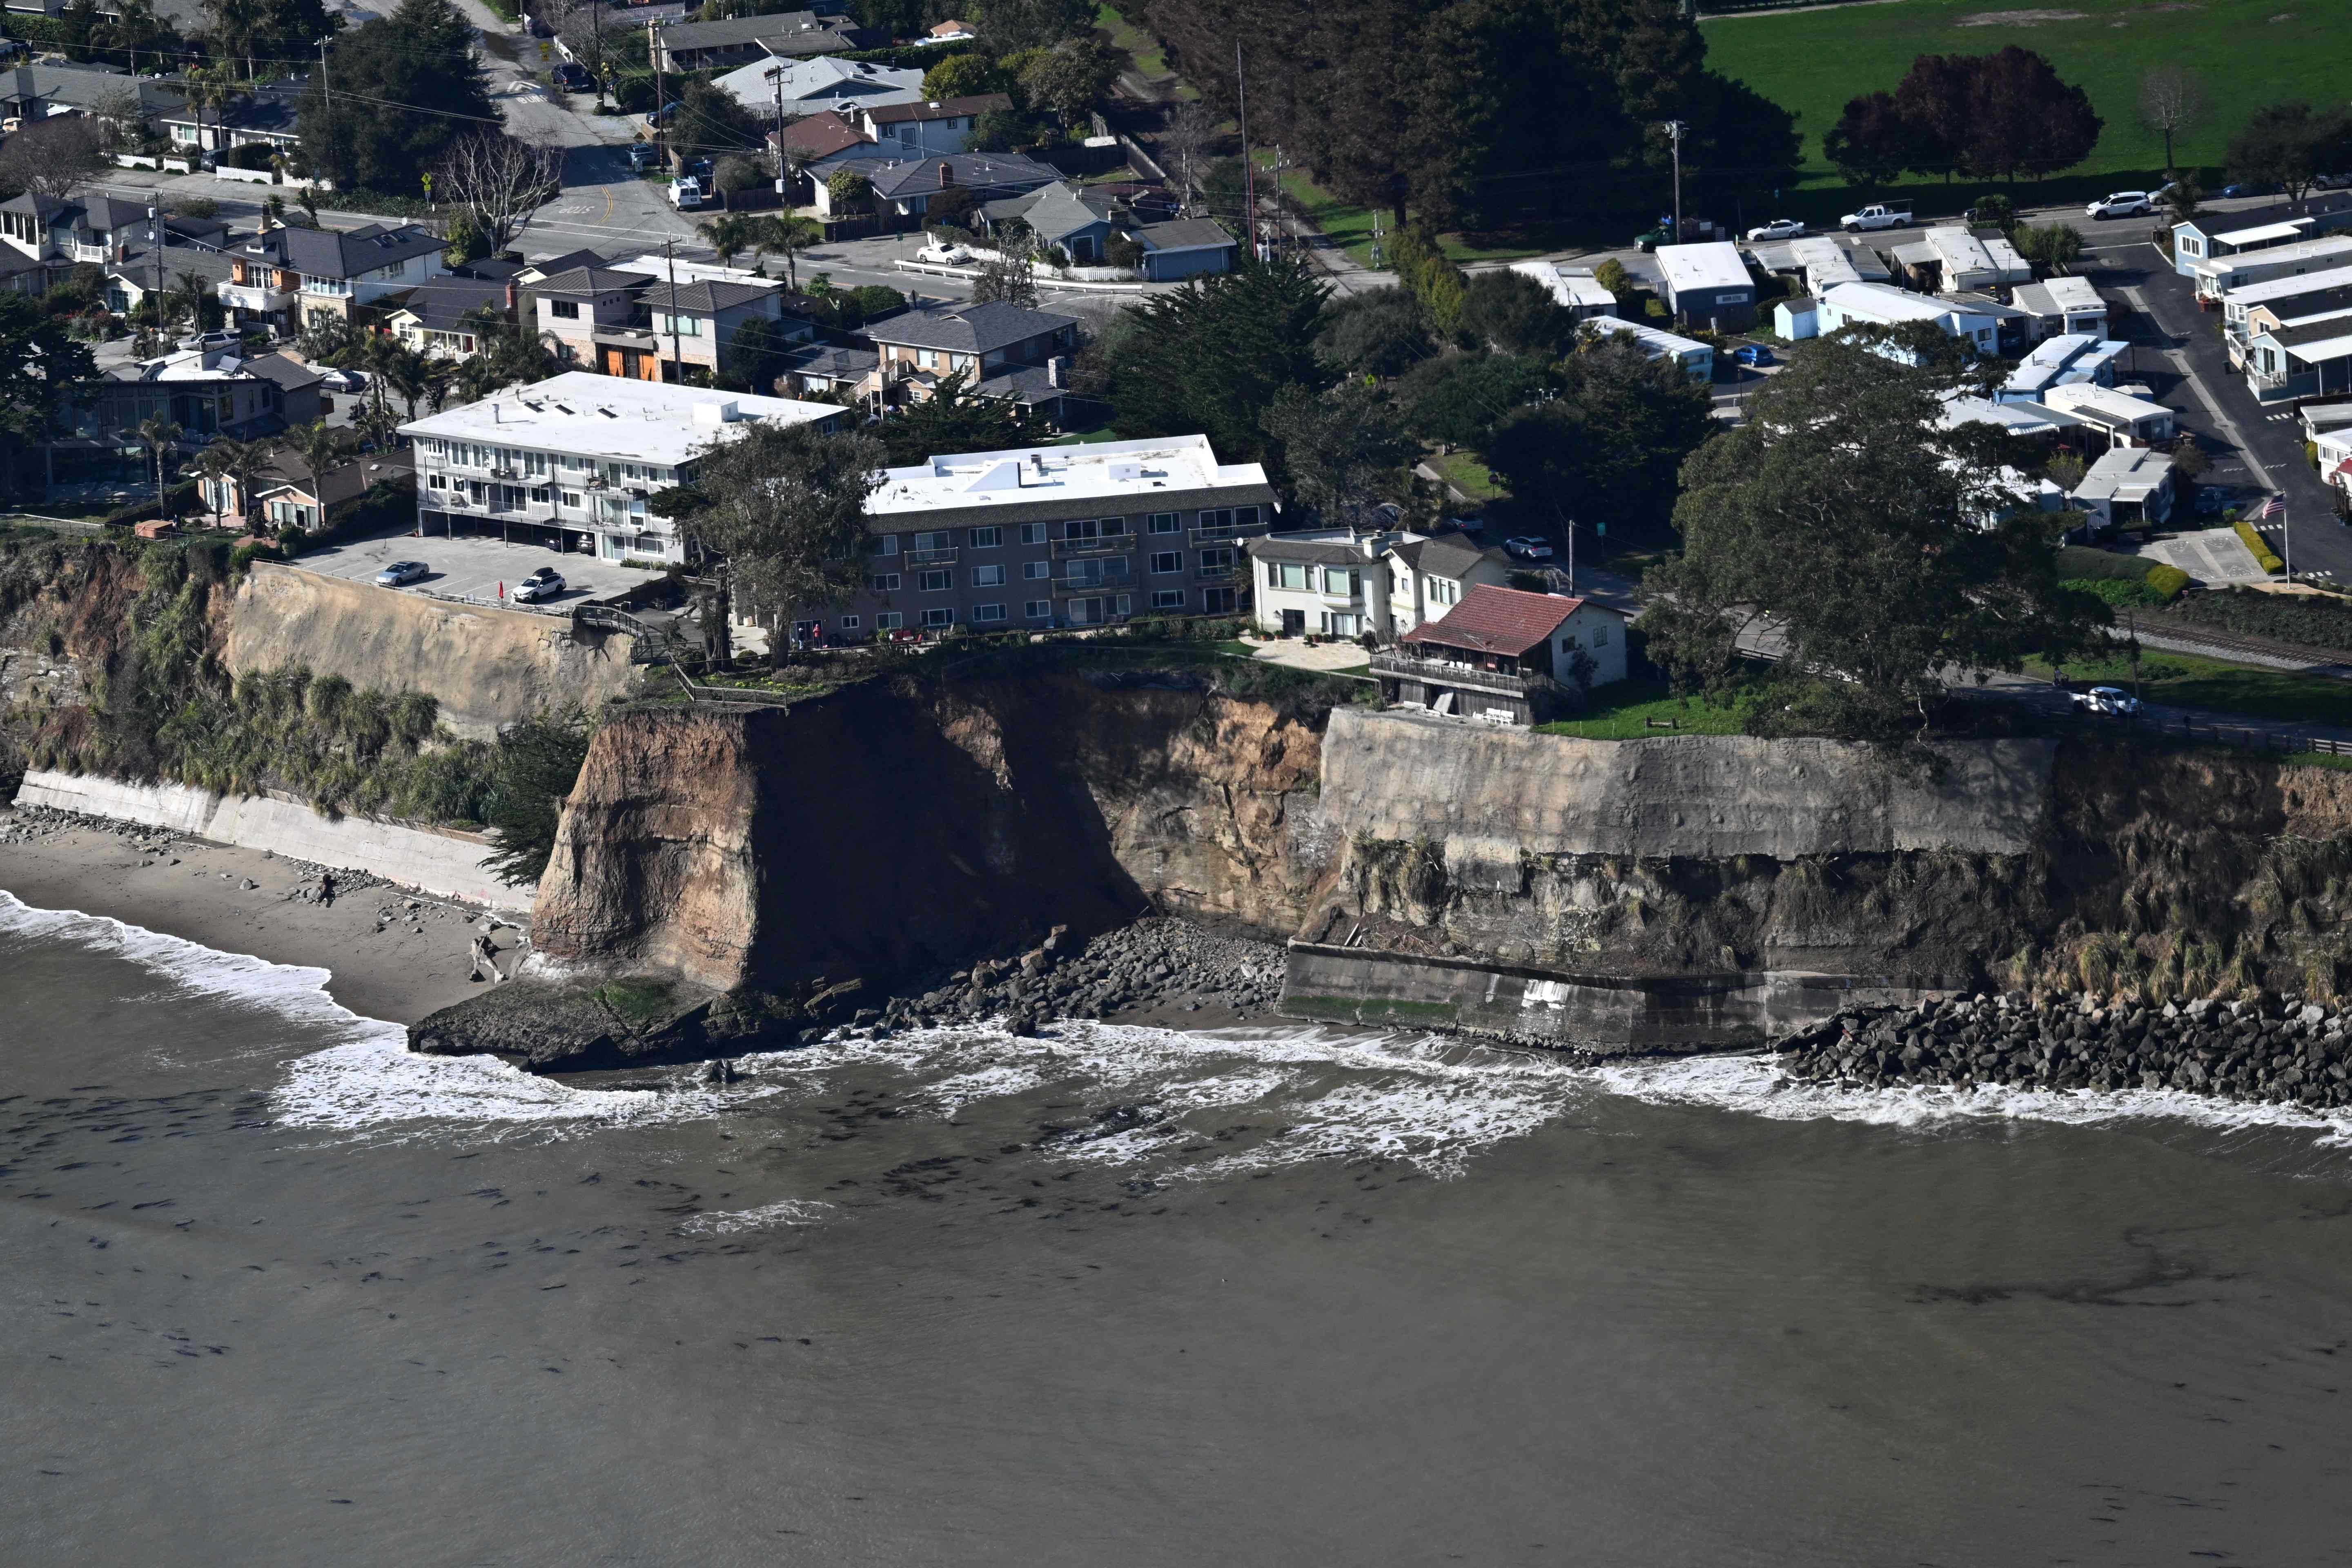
[470,932,502,984]
[318,871,335,907]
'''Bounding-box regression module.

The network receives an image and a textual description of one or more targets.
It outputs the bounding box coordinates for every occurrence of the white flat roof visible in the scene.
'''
[2299,401,2352,430]
[2039,274,2104,310]
[1510,260,1615,310]
[2076,445,2171,502]
[2287,330,2352,364]
[1820,281,1955,323]
[1928,227,1995,272]
[1938,392,2080,434]
[866,433,1270,517]
[2040,383,2171,423]
[1583,313,1709,356]
[2214,219,2310,248]
[2216,245,2352,292]
[398,372,843,465]
[1655,240,1749,294]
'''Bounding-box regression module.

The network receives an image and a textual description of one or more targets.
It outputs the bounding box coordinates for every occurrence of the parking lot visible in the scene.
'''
[296,529,655,607]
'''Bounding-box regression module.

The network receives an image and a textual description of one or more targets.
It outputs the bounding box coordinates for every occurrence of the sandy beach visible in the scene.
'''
[0,803,513,1025]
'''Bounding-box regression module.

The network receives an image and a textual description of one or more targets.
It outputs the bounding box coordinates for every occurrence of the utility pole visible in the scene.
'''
[317,36,334,192]
[148,203,162,355]
[1661,119,1686,243]
[771,63,786,200]
[592,0,606,111]
[664,237,684,385]
[1236,41,1252,263]
[650,17,665,164]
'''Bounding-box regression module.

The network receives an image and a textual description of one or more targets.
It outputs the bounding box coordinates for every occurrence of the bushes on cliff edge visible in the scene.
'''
[481,706,595,885]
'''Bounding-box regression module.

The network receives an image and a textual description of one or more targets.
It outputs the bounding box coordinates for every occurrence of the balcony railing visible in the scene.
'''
[1371,651,1556,699]
[1051,536,1133,558]
[904,547,958,565]
[1059,566,1133,588]
[1192,521,1271,543]
[1193,563,1238,582]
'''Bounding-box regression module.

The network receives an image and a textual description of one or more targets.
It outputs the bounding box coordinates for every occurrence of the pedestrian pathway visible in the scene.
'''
[2138,526,2271,586]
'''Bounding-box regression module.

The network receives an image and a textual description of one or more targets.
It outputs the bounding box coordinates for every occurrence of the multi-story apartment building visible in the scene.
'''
[768,434,1276,642]
[398,372,849,565]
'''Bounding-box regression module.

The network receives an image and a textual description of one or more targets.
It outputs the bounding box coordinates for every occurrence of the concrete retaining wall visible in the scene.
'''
[13,770,534,912]
[1320,707,2053,861]
[1281,941,1956,1053]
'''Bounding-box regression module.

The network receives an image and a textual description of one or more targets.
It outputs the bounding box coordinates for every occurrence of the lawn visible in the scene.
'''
[1428,450,1508,505]
[2027,649,2352,728]
[1263,158,1581,268]
[1533,676,1762,739]
[1094,4,1194,98]
[1703,0,2352,214]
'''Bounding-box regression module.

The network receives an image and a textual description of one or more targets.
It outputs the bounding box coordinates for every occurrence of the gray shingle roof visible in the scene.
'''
[862,150,1058,201]
[1247,535,1370,566]
[232,222,444,280]
[865,93,1009,125]
[640,278,780,314]
[1133,217,1234,252]
[863,301,1077,354]
[531,264,654,297]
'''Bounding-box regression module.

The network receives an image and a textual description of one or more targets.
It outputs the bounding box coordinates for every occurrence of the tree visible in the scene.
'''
[1680,70,1802,214]
[2010,220,2082,276]
[969,0,1094,55]
[1891,52,1973,180]
[921,51,1000,101]
[698,212,760,267]
[0,294,92,497]
[433,130,561,254]
[675,74,769,163]
[1959,46,2100,183]
[0,117,106,199]
[826,169,873,212]
[1459,270,1574,357]
[1017,37,1123,128]
[1160,98,1216,214]
[441,209,490,268]
[1824,91,1920,189]
[972,231,1040,307]
[483,707,594,884]
[133,414,181,518]
[1642,332,2106,746]
[2140,65,2203,174]
[2229,102,2352,215]
[1257,380,1416,528]
[205,0,336,80]
[1485,330,1712,543]
[688,422,886,662]
[285,418,343,484]
[1107,257,1330,463]
[717,314,795,395]
[755,214,818,289]
[183,60,239,162]
[1394,350,1552,450]
[875,370,1036,465]
[298,0,493,194]
[1314,287,1434,377]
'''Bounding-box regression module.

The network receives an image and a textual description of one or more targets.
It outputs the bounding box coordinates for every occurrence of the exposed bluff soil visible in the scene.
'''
[526,674,1327,1000]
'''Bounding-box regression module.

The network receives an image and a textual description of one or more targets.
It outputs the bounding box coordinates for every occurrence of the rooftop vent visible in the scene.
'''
[692,399,739,426]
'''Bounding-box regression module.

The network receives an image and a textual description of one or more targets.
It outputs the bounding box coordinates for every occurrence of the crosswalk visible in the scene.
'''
[2265,410,2298,422]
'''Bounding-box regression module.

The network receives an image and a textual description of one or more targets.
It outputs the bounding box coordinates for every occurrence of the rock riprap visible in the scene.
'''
[1779,991,2352,1109]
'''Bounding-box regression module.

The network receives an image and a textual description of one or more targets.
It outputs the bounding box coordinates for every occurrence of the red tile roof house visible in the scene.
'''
[1374,584,1629,725]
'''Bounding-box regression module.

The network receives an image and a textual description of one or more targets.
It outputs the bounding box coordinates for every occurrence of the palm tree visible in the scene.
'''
[755,215,819,290]
[133,415,181,519]
[198,436,270,532]
[171,269,212,337]
[697,213,756,267]
[421,359,459,413]
[285,419,342,486]
[183,62,236,167]
[380,342,431,420]
[454,352,504,407]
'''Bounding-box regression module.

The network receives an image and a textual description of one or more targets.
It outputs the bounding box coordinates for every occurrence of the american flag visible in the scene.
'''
[2256,494,2285,520]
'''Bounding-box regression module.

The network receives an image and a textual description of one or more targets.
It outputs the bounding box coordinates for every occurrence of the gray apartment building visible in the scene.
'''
[775,434,1278,641]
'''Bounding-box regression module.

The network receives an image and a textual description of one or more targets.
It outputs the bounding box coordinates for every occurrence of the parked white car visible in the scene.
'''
[1745,217,1806,241]
[915,242,973,265]
[2086,191,2154,220]
[2070,685,2142,716]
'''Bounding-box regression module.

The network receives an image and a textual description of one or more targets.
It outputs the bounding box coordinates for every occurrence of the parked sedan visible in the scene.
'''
[1733,343,1775,367]
[1745,217,1805,241]
[550,61,592,91]
[511,566,566,602]
[2070,685,2142,717]
[374,560,428,586]
[1503,536,1555,561]
[2220,181,2273,199]
[2086,190,2154,220]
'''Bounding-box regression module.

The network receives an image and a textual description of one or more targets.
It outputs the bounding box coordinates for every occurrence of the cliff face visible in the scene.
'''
[528,675,1328,996]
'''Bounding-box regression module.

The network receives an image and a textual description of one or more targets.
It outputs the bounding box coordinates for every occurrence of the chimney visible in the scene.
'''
[505,279,518,320]
[938,162,953,188]
[1045,354,1066,389]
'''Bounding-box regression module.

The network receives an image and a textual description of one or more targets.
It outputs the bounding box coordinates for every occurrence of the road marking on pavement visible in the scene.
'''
[2120,280,2280,493]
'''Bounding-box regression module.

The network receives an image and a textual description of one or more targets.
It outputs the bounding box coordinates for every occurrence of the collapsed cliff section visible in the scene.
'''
[501,673,1329,1045]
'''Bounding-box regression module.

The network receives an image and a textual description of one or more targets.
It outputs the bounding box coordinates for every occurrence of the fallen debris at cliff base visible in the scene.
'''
[1778,989,2352,1110]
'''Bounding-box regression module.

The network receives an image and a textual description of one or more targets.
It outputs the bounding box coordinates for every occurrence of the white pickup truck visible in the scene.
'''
[1840,202,1913,232]
[669,175,707,210]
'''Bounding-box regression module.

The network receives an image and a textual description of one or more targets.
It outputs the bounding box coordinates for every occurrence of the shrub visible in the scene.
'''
[2063,576,2166,609]
[2234,517,2284,573]
[2144,563,2190,601]
[2163,585,2352,652]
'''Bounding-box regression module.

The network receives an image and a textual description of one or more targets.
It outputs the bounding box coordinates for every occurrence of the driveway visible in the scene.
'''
[2136,526,2271,587]
[297,529,648,606]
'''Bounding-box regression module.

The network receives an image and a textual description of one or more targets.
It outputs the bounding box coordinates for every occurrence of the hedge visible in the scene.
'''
[2145,563,2190,601]
[840,38,979,69]
[2053,545,2187,602]
[2234,517,2284,574]
[103,477,201,528]
[2063,576,2167,609]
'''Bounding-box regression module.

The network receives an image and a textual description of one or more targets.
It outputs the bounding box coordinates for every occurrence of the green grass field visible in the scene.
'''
[2027,650,2352,728]
[1534,677,1763,739]
[1704,0,2352,208]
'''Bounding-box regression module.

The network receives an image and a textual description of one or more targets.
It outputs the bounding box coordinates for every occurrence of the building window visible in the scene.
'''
[868,572,901,592]
[1062,516,1128,541]
[871,534,900,557]
[1199,546,1234,574]
[971,564,1004,587]
[1275,561,1306,590]
[918,568,952,592]
[1019,522,1047,544]
[1202,586,1236,615]
[1023,560,1050,579]
[921,607,953,628]
[1025,599,1052,619]
[428,472,446,490]
[1151,589,1185,610]
[876,611,903,629]
[838,615,861,630]
[1149,550,1182,575]
[969,525,1001,548]
[551,300,580,319]
[1148,511,1180,534]
[912,529,954,553]
[560,490,583,509]
[531,486,552,503]
[1323,567,1358,595]
[973,603,1006,623]
[1593,623,1610,646]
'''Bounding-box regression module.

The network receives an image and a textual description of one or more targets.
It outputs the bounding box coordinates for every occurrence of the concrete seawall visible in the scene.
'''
[13,770,534,912]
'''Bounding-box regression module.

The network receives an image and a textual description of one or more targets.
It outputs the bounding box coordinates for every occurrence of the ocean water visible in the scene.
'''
[9,889,2352,1564]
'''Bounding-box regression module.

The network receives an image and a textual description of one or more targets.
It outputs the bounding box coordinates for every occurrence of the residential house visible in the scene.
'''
[0,60,183,131]
[2199,234,2352,304]
[2038,382,2176,447]
[1374,585,1628,725]
[1382,532,1515,633]
[2000,332,2129,401]
[196,444,414,535]
[815,149,1060,223]
[1889,226,2029,294]
[856,94,1009,157]
[1782,234,1890,298]
[1774,296,1817,339]
[653,10,871,72]
[1244,527,1513,639]
[156,81,303,159]
[386,277,520,361]
[2069,447,2175,537]
[633,276,804,383]
[55,346,321,480]
[1937,392,2083,445]
[2222,264,2352,365]
[1942,290,2034,355]
[1815,281,1998,359]
[1128,217,1236,281]
[771,109,871,197]
[711,55,922,119]
[1581,313,1711,381]
[861,300,1079,398]
[2312,416,2352,506]
[924,18,976,41]
[1510,260,1617,320]
[784,433,1276,639]
[217,221,448,336]
[774,341,880,399]
[531,263,657,370]
[2243,312,2352,405]
[2170,199,2352,281]
[0,189,153,284]
[399,372,849,563]
[982,181,1116,262]
[2010,275,2107,340]
[1654,240,1754,330]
